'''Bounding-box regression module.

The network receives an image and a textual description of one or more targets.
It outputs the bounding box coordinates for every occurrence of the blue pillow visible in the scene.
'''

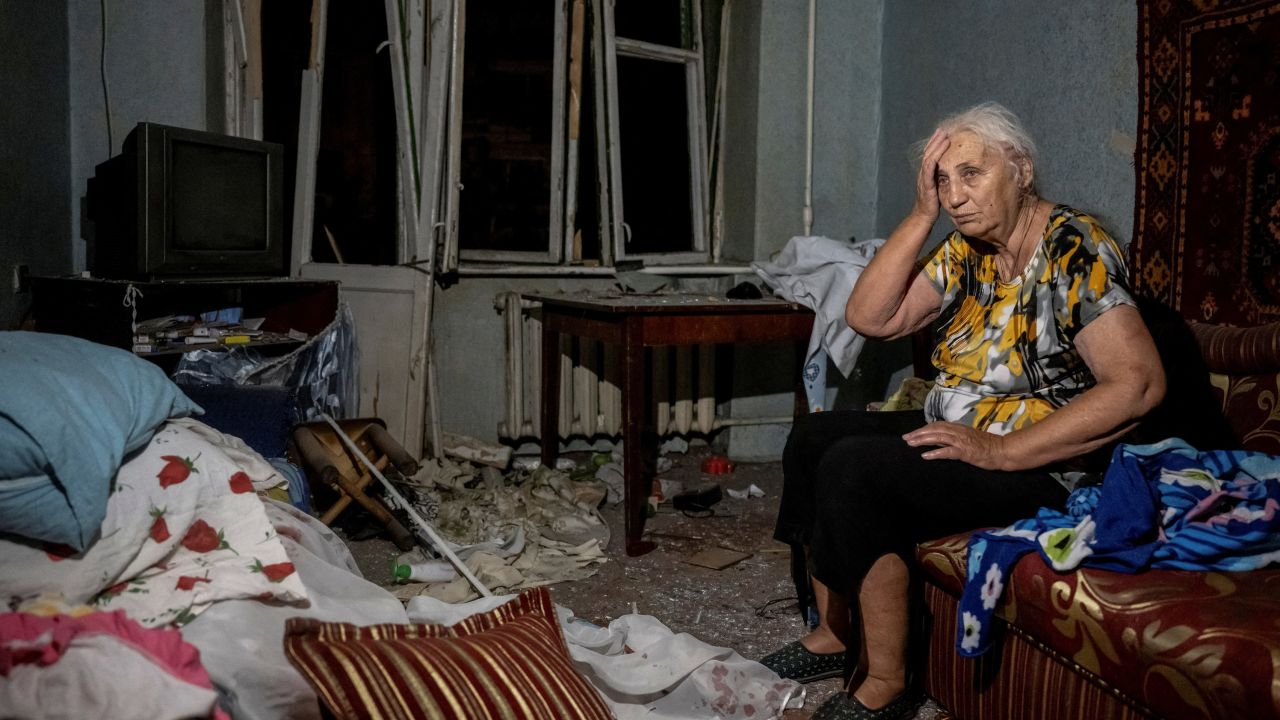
[0,332,202,549]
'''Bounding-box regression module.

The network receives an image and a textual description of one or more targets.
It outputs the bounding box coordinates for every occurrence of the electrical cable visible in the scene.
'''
[100,0,113,153]
[754,596,800,619]
[121,283,143,334]
[802,0,816,237]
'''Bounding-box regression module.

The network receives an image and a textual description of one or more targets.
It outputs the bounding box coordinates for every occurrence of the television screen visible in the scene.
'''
[87,122,286,280]
[170,139,271,252]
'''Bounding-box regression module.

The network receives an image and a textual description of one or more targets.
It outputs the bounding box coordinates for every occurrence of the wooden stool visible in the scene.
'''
[290,418,418,550]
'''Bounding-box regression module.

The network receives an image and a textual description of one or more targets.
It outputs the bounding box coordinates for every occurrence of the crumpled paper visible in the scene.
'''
[391,458,610,602]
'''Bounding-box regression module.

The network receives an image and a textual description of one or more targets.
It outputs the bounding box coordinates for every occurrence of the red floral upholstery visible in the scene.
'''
[1192,321,1280,455]
[918,533,1280,720]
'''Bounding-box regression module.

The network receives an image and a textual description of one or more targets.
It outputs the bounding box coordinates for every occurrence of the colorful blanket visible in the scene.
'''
[957,439,1280,656]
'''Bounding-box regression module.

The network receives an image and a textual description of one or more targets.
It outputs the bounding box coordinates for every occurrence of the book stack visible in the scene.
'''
[130,307,286,354]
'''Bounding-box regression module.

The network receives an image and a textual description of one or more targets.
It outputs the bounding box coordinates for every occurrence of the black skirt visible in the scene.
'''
[774,409,1068,596]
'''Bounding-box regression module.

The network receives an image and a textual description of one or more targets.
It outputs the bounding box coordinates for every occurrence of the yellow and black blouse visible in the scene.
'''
[922,204,1135,436]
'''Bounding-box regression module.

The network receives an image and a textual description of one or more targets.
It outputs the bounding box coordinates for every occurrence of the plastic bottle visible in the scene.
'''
[392,559,458,584]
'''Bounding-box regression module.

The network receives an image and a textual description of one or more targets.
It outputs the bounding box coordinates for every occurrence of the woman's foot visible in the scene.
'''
[811,689,920,719]
[759,639,847,683]
[852,676,905,711]
[799,625,847,655]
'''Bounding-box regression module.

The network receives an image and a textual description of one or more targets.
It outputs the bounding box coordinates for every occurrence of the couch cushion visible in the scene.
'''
[918,532,1280,720]
[1208,369,1280,455]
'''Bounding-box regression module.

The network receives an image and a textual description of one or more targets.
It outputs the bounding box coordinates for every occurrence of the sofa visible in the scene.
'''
[916,318,1280,720]
[914,2,1280,715]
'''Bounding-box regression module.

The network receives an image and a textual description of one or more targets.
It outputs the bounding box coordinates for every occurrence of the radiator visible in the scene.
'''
[496,292,755,442]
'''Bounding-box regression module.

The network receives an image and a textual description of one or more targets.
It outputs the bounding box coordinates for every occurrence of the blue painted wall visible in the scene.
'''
[876,1,1138,249]
[67,0,209,270]
[722,0,884,263]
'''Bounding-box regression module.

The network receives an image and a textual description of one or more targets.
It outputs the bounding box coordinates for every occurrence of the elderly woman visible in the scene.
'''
[760,102,1166,719]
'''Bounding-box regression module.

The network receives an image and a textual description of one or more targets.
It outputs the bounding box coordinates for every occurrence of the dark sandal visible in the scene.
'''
[759,640,847,683]
[812,690,921,720]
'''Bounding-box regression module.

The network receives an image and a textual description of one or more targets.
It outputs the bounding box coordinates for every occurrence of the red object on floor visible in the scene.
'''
[700,455,735,474]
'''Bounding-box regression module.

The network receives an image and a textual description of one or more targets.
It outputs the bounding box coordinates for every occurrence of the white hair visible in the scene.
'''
[914,101,1039,195]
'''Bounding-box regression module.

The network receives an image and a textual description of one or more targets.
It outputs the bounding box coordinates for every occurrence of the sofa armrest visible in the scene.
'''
[1188,320,1280,374]
[1182,319,1280,454]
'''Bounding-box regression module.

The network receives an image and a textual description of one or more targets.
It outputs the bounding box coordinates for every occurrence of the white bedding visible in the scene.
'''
[1,418,801,720]
[406,595,806,720]
[0,613,227,720]
[181,498,409,720]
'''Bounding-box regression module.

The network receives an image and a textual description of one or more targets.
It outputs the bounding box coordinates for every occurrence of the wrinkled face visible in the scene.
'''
[935,130,1027,246]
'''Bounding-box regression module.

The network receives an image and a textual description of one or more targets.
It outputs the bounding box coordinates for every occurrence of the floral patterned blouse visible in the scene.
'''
[921,204,1135,437]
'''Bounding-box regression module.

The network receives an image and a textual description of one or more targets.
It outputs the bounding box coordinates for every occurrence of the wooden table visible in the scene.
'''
[524,291,814,556]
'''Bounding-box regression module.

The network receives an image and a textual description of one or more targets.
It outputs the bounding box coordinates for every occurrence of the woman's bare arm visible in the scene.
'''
[846,221,943,340]
[847,129,948,339]
[902,304,1166,471]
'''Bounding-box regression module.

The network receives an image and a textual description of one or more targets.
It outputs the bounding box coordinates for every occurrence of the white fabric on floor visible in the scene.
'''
[407,594,805,720]
[181,499,409,720]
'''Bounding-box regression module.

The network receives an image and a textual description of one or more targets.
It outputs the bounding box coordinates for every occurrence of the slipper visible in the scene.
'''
[811,690,921,720]
[759,640,846,683]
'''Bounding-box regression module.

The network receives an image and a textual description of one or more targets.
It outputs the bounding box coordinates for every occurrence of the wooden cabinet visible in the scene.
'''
[29,276,339,360]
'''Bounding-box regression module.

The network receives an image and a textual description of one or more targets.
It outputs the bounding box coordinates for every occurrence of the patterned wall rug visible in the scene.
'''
[1132,0,1280,326]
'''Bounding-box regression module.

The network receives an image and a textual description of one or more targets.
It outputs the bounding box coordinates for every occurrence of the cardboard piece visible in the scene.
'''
[685,547,752,570]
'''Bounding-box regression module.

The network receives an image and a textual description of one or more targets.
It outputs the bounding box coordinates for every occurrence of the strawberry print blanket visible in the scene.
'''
[0,420,308,627]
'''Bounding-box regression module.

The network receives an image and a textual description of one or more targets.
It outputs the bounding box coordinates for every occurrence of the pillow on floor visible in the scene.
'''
[0,332,201,549]
[283,586,612,720]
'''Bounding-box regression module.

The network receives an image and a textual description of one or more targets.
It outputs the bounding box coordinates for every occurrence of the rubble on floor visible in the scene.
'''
[387,457,611,602]
[340,443,948,720]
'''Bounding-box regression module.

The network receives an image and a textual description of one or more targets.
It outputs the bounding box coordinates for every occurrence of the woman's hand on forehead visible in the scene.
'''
[914,129,951,219]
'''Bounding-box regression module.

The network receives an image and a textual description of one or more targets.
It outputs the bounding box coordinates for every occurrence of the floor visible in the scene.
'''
[340,443,947,719]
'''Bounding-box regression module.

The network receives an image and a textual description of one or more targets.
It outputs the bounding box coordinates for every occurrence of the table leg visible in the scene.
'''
[622,317,656,556]
[540,316,561,469]
[793,340,809,416]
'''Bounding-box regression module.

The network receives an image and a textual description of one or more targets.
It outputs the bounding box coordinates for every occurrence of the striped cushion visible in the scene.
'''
[283,587,613,720]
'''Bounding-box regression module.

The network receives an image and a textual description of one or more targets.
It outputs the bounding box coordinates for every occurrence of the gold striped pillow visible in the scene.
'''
[283,587,613,720]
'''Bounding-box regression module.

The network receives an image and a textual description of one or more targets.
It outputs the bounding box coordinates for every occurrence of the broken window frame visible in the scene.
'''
[222,0,434,269]
[599,0,710,266]
[214,0,262,141]
[434,0,571,268]
[223,0,717,272]
[434,0,713,271]
[216,0,446,452]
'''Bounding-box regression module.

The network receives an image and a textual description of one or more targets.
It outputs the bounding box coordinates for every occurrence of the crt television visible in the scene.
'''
[86,122,286,280]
